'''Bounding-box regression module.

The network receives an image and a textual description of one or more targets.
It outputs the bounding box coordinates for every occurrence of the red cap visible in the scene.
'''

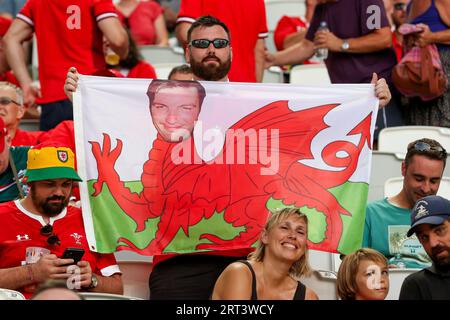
[274,16,307,51]
[0,16,12,37]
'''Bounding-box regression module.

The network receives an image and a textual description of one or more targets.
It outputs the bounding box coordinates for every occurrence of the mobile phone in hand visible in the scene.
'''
[61,247,85,265]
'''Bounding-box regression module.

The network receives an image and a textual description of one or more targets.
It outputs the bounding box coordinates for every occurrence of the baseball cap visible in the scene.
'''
[24,144,82,183]
[407,195,450,237]
[0,117,7,153]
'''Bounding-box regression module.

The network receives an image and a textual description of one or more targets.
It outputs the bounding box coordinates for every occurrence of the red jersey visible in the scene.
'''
[11,128,48,147]
[117,0,163,46]
[177,0,268,83]
[17,0,118,104]
[127,60,157,79]
[0,200,119,298]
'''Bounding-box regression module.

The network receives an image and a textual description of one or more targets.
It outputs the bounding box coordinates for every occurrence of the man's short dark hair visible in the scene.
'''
[168,64,193,80]
[187,15,231,43]
[405,138,447,169]
[146,79,206,111]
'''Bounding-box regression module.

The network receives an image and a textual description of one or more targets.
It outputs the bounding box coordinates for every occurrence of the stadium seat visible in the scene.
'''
[378,126,450,155]
[289,64,331,85]
[152,62,186,80]
[139,45,185,65]
[385,268,416,300]
[0,288,25,300]
[299,270,338,300]
[263,66,284,83]
[384,176,450,198]
[368,151,404,203]
[265,31,277,53]
[79,292,143,300]
[265,0,306,31]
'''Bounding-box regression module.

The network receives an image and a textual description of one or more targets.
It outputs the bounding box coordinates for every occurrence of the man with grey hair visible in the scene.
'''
[399,195,450,299]
[0,82,46,146]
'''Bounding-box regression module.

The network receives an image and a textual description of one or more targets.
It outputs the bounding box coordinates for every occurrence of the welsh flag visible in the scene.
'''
[73,76,378,256]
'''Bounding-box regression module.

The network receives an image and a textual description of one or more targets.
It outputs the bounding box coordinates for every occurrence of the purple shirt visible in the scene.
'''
[306,0,397,84]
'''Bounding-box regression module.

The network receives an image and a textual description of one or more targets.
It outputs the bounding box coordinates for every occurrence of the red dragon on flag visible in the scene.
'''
[89,97,372,255]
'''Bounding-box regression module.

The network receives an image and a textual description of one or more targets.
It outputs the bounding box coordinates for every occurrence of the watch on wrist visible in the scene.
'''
[87,274,98,289]
[341,40,350,51]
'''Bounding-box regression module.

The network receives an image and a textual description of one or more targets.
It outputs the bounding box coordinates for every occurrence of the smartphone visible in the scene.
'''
[61,247,85,264]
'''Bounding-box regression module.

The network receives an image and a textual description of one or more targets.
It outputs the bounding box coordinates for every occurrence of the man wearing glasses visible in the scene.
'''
[0,82,47,147]
[0,115,28,202]
[363,138,447,268]
[0,144,122,298]
[176,0,267,83]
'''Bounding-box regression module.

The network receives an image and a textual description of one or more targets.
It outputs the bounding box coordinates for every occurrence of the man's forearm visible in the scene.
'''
[89,273,123,295]
[4,37,33,87]
[0,265,34,290]
[254,39,265,82]
[341,27,392,53]
[274,39,315,66]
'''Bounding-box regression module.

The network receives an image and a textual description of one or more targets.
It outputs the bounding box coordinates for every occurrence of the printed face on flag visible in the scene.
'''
[150,86,201,142]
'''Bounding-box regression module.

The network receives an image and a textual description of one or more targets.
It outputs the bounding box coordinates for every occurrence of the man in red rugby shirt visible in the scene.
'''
[175,0,268,83]
[3,0,129,131]
[0,144,122,298]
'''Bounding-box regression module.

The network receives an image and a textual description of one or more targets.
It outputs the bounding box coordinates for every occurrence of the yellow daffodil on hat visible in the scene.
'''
[24,143,82,183]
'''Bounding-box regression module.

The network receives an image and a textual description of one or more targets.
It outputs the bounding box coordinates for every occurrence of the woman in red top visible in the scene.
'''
[116,0,169,46]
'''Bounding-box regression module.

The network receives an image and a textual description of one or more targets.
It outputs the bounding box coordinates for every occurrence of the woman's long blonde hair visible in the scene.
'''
[248,208,312,278]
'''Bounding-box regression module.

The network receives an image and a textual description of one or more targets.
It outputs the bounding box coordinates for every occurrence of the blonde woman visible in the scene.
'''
[212,208,318,300]
[337,248,390,300]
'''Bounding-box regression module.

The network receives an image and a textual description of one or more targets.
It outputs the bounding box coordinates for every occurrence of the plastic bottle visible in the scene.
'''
[315,21,329,61]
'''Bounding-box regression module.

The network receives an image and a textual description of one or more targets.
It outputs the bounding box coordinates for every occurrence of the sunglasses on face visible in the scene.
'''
[40,224,61,246]
[0,97,20,106]
[412,141,447,157]
[394,3,407,11]
[190,38,230,49]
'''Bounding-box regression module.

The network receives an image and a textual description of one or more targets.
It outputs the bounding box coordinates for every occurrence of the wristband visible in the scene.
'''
[26,264,34,282]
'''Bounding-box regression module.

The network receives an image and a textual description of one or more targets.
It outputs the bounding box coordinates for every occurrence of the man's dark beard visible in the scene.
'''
[190,54,231,81]
[31,189,70,216]
[431,245,450,272]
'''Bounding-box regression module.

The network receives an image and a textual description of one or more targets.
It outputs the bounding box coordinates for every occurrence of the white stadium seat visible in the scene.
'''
[368,151,405,202]
[289,64,331,85]
[378,126,450,155]
[385,268,416,300]
[153,62,185,80]
[263,66,284,83]
[139,45,185,65]
[300,270,338,300]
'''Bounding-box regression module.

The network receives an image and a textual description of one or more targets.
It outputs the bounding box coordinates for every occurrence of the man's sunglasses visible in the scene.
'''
[40,224,61,246]
[394,3,407,11]
[190,38,230,49]
[0,97,20,106]
[413,141,447,157]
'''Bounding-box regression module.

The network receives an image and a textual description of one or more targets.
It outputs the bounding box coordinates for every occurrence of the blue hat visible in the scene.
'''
[407,195,450,237]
